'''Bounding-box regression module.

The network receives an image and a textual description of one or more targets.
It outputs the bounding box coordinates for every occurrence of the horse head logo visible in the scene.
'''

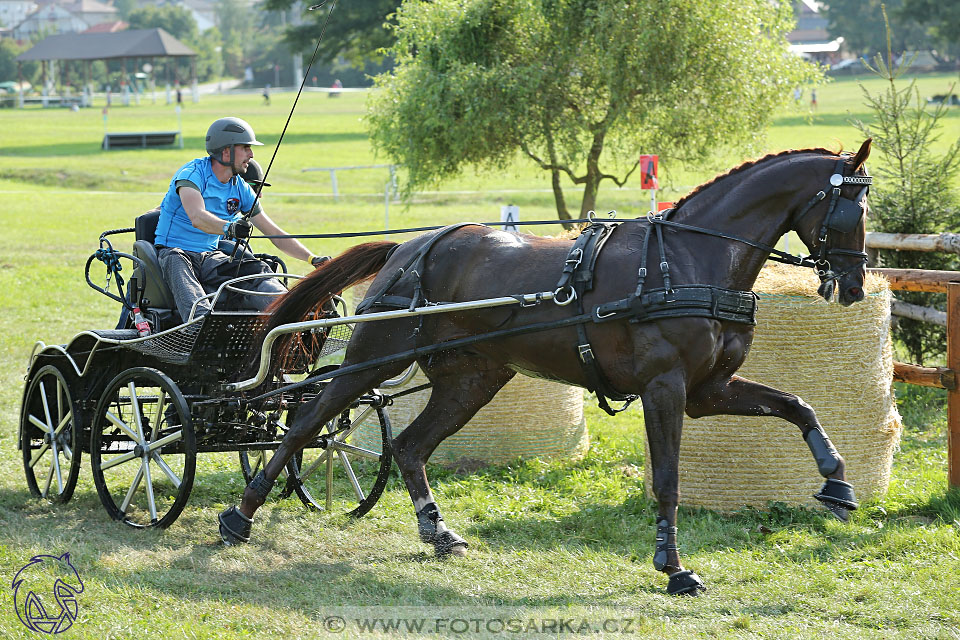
[12,553,84,634]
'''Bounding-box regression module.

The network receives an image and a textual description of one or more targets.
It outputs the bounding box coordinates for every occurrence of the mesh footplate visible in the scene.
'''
[125,319,204,364]
[319,322,352,357]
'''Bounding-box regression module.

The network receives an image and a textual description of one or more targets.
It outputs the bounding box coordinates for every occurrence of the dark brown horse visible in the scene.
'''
[219,140,873,596]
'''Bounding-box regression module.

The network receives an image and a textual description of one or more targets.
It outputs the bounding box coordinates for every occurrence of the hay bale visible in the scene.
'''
[347,281,589,468]
[644,263,902,511]
[384,371,589,468]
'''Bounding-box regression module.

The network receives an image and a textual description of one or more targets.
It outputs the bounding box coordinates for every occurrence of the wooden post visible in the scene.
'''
[949,283,960,488]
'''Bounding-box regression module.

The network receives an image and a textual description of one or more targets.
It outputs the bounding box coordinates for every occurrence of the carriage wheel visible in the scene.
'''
[90,368,196,529]
[286,400,393,518]
[21,365,82,503]
[238,448,290,486]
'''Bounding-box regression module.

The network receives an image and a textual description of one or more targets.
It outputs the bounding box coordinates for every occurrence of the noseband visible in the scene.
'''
[794,156,871,284]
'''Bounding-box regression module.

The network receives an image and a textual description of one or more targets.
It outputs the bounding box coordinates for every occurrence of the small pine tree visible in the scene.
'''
[852,9,960,364]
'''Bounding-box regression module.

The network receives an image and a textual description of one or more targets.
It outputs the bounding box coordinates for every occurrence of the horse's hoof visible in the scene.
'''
[218,505,253,545]
[814,478,858,523]
[433,530,468,557]
[667,570,706,596]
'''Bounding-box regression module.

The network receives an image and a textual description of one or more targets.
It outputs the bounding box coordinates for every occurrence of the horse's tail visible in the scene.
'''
[259,240,398,375]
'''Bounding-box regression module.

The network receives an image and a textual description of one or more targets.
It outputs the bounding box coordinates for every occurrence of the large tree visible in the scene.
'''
[367,0,820,221]
[264,0,399,66]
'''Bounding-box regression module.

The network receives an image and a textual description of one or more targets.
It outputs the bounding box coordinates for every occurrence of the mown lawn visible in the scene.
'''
[0,73,958,639]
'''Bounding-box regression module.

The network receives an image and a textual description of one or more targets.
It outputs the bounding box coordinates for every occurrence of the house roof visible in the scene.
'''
[82,20,128,33]
[16,28,195,61]
[66,0,117,14]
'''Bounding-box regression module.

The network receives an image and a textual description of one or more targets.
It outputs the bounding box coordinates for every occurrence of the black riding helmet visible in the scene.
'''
[241,158,271,188]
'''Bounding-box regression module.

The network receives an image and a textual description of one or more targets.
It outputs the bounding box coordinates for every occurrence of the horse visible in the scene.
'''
[218,139,873,596]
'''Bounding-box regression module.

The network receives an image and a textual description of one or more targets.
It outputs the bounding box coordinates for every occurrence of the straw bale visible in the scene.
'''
[644,263,902,511]
[384,371,589,468]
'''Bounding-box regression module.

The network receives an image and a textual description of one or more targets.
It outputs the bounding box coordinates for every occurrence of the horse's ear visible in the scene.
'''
[851,138,872,171]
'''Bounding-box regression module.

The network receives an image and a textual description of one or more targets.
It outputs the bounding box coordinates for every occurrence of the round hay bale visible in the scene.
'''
[383,371,589,468]
[346,283,588,468]
[644,263,902,511]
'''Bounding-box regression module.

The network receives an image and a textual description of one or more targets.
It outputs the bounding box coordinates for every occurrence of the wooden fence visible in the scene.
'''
[866,229,960,488]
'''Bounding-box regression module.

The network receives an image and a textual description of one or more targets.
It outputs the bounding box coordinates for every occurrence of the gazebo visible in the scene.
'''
[15,28,197,107]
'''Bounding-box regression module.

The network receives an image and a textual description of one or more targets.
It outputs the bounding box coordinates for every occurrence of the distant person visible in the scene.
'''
[176,88,182,105]
[154,117,326,322]
[793,87,802,102]
[810,89,817,110]
[262,84,270,106]
[330,78,342,98]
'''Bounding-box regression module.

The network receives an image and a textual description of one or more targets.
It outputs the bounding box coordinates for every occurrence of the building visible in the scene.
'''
[12,3,88,39]
[0,0,37,31]
[787,0,844,64]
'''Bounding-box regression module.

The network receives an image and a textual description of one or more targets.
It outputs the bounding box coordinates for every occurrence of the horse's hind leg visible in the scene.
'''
[218,357,413,545]
[642,371,707,596]
[393,353,515,557]
[686,374,858,521]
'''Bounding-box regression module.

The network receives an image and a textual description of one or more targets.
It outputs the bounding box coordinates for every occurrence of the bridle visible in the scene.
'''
[793,155,871,286]
[646,153,871,288]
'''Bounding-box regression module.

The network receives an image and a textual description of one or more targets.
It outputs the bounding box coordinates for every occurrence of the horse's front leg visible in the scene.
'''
[641,371,707,596]
[686,374,859,521]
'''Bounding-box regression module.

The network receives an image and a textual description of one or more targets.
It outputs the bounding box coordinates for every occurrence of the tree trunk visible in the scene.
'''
[578,129,606,219]
[551,169,574,230]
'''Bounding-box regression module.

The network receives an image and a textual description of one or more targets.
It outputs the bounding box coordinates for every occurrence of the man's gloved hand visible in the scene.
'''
[224,218,252,240]
[310,255,331,268]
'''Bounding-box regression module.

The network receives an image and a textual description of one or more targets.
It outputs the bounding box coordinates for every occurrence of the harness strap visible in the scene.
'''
[356,222,478,314]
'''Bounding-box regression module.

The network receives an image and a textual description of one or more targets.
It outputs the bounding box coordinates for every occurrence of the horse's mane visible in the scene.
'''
[672,147,841,211]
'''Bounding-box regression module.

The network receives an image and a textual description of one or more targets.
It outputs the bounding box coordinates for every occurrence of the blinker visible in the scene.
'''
[827,186,868,234]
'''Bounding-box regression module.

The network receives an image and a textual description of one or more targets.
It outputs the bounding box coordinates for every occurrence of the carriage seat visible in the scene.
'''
[133,210,177,315]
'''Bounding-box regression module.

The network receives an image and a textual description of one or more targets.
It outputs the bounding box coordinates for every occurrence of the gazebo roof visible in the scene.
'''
[16,28,195,62]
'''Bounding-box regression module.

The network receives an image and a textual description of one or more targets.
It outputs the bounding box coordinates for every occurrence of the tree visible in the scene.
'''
[367,0,820,222]
[264,0,399,66]
[217,0,256,77]
[901,0,960,60]
[821,0,927,59]
[853,22,960,363]
[126,5,199,43]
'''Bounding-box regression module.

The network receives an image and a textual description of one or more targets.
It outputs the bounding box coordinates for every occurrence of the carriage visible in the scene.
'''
[18,211,399,529]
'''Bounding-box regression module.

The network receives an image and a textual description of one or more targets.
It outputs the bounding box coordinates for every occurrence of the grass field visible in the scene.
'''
[0,71,959,639]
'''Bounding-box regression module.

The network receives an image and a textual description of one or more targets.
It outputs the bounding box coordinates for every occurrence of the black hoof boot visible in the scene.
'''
[218,505,253,545]
[433,530,468,557]
[667,570,706,596]
[814,478,858,522]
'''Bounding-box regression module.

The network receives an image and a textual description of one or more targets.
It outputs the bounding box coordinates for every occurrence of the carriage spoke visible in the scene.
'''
[49,438,64,495]
[151,453,182,489]
[151,393,167,440]
[42,453,56,498]
[142,456,158,523]
[338,451,366,501]
[119,463,145,514]
[28,440,51,468]
[330,440,382,461]
[100,449,139,471]
[128,382,146,442]
[28,413,52,434]
[145,430,183,453]
[326,449,334,511]
[299,450,330,482]
[105,410,142,443]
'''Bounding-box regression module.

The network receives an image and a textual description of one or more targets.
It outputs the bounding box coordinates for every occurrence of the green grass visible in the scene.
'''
[1,73,959,639]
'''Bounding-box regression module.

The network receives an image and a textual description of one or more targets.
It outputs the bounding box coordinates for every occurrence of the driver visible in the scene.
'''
[155,117,327,323]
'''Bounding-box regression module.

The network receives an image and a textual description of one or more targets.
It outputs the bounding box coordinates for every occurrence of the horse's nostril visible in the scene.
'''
[849,287,862,298]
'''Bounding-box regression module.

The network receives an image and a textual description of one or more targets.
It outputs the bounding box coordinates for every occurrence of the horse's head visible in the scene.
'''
[793,139,872,306]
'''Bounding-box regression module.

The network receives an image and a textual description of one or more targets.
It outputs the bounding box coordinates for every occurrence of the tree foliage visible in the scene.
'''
[822,0,956,60]
[853,40,960,363]
[264,0,399,66]
[367,0,820,221]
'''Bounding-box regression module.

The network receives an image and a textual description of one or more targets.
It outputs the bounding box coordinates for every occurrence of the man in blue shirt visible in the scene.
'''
[155,117,326,322]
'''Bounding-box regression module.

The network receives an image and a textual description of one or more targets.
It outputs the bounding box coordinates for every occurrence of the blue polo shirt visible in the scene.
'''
[155,156,259,252]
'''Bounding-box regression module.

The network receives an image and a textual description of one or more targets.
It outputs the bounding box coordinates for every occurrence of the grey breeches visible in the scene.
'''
[158,247,287,322]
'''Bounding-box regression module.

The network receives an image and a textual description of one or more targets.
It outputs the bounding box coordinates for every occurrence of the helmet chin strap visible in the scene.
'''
[212,145,240,175]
